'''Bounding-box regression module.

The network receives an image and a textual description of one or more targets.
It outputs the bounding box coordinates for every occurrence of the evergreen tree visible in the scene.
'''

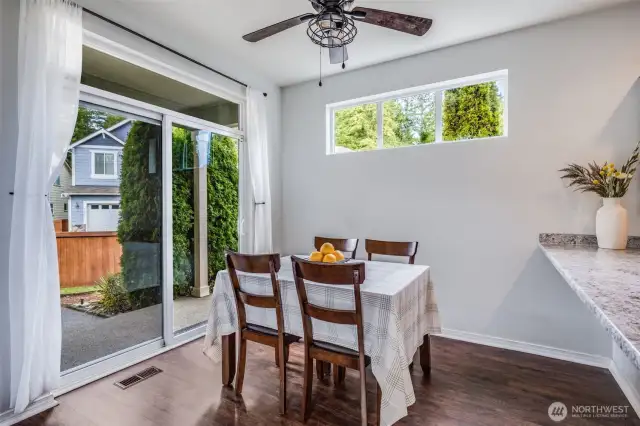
[71,106,125,142]
[207,135,239,282]
[117,122,163,307]
[442,82,503,141]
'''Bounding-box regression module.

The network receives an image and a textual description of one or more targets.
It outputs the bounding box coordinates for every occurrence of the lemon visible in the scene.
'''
[320,242,335,255]
[322,253,337,263]
[309,251,323,262]
[334,250,345,261]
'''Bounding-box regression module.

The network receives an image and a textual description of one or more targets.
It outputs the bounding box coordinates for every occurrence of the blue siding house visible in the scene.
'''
[64,120,132,231]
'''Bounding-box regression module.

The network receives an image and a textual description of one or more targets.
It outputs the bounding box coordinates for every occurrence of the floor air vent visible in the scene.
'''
[114,366,162,389]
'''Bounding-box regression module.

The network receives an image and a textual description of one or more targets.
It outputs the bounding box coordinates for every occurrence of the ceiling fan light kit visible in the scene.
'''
[242,0,433,86]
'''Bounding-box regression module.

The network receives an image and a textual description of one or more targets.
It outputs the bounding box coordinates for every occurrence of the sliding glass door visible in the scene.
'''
[59,103,165,375]
[167,118,241,339]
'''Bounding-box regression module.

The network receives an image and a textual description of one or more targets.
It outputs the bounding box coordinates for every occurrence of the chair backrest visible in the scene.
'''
[225,251,283,332]
[314,236,359,260]
[291,255,366,358]
[365,239,419,264]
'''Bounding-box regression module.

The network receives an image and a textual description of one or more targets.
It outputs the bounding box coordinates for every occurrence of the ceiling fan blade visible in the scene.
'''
[329,46,349,64]
[351,7,432,36]
[243,13,315,42]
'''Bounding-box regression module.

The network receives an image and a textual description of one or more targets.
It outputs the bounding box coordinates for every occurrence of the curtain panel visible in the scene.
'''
[9,0,82,413]
[246,89,273,253]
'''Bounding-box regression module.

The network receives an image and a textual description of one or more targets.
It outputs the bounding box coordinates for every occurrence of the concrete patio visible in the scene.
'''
[61,294,212,371]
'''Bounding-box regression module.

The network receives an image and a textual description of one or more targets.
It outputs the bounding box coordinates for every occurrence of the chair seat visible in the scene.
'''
[312,341,371,367]
[244,323,300,345]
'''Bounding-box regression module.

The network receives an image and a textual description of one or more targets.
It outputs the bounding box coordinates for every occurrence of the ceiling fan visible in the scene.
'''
[242,0,433,71]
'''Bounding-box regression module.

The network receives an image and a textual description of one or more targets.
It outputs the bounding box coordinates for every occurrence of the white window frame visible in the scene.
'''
[90,149,118,179]
[326,69,508,155]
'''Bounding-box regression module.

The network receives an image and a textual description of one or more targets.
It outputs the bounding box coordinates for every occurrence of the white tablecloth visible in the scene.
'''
[204,256,441,426]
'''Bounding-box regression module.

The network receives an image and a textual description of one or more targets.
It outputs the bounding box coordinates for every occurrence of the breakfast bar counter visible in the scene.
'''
[539,233,640,369]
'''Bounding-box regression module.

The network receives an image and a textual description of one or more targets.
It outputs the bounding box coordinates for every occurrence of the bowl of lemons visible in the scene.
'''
[308,243,347,263]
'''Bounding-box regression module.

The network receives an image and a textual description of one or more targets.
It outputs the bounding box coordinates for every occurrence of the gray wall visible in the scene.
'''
[73,145,122,186]
[0,0,20,413]
[281,3,640,357]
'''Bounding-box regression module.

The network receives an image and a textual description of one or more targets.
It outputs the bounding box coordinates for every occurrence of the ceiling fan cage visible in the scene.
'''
[306,11,357,48]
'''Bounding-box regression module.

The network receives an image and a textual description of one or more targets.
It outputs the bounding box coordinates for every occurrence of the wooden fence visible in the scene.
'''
[53,219,68,233]
[57,232,122,288]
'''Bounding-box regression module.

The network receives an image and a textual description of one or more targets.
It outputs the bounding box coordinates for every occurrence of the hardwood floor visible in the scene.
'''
[20,336,639,425]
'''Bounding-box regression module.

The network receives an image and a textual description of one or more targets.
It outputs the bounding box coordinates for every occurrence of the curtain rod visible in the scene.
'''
[83,8,268,97]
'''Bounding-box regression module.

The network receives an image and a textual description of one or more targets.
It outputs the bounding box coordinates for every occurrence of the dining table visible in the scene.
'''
[204,255,441,426]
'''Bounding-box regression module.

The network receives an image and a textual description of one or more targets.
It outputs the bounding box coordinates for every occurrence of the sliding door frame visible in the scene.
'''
[60,76,246,391]
[162,114,245,346]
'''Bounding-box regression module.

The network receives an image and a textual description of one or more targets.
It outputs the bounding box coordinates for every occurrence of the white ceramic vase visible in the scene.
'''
[595,198,628,249]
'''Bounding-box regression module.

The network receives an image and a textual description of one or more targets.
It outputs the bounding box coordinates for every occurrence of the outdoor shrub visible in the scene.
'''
[171,128,195,297]
[118,122,163,308]
[207,134,239,289]
[93,273,131,315]
[119,124,239,304]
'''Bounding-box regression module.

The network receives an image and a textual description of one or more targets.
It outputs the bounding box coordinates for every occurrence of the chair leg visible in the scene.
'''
[235,337,247,395]
[359,367,367,426]
[315,360,325,380]
[376,382,382,426]
[302,355,313,422]
[278,342,287,415]
[332,365,346,385]
[284,345,290,364]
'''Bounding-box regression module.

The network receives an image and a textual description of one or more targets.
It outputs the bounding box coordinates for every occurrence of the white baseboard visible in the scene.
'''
[439,328,611,368]
[609,360,640,417]
[0,395,58,426]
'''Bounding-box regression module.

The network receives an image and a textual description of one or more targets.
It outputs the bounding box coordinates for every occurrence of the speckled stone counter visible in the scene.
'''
[539,233,640,369]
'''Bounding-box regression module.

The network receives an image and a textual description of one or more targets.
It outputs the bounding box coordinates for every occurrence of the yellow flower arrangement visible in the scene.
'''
[560,141,639,198]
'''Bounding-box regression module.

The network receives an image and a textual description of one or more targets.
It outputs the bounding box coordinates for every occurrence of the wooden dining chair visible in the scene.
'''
[291,255,381,426]
[314,236,359,260]
[225,251,300,415]
[365,239,419,264]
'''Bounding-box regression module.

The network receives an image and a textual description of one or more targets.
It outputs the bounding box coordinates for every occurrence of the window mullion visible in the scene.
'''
[376,101,383,149]
[435,90,443,143]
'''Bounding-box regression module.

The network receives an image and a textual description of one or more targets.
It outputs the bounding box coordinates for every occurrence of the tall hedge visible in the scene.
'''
[442,82,503,141]
[171,128,195,296]
[119,124,239,303]
[207,134,239,279]
[117,122,163,307]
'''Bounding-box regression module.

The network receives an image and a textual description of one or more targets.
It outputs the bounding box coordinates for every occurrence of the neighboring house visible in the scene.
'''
[49,163,72,221]
[63,119,132,232]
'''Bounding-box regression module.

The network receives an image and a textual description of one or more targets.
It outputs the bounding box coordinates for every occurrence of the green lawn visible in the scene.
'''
[60,285,99,296]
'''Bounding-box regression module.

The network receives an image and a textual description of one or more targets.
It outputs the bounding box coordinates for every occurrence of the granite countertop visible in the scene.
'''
[539,234,640,369]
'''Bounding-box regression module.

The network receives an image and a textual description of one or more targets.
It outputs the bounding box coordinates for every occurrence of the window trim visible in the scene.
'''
[90,149,119,179]
[326,69,508,154]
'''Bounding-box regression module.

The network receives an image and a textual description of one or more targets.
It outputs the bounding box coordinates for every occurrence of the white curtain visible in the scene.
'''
[9,0,82,413]
[246,89,273,253]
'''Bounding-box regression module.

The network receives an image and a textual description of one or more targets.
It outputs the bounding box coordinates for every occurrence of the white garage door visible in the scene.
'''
[87,204,120,232]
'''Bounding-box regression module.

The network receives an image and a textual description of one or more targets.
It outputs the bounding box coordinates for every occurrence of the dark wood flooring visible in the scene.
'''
[20,336,638,425]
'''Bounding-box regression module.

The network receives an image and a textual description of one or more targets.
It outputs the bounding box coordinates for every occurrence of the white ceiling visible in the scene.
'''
[78,0,635,86]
